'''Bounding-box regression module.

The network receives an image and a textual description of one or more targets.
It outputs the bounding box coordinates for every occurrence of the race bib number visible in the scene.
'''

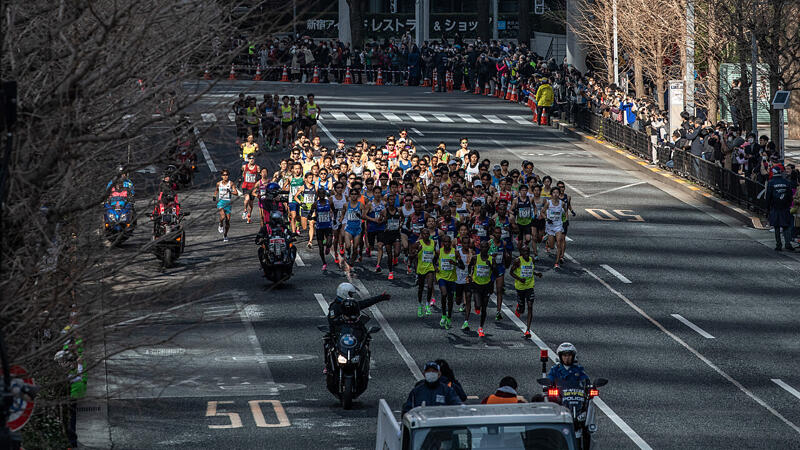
[500,228,509,239]
[475,226,486,237]
[422,250,434,263]
[303,193,314,204]
[547,208,559,220]
[518,207,531,218]
[317,211,330,223]
[387,218,400,230]
[245,173,256,183]
[412,223,423,234]
[282,110,291,119]
[346,211,359,222]
[520,265,533,278]
[494,253,503,263]
[441,259,454,271]
[476,265,491,277]
[446,231,455,239]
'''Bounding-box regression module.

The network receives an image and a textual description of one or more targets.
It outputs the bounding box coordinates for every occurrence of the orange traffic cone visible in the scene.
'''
[474,82,481,94]
[343,67,353,84]
[483,84,490,95]
[422,75,430,87]
[280,65,289,82]
[405,66,410,86]
[432,69,437,92]
[461,77,467,92]
[540,109,549,125]
[531,101,539,123]
[228,64,236,80]
[510,84,518,102]
[376,68,384,86]
[505,84,511,100]
[447,72,453,92]
[253,65,262,81]
[203,67,211,80]
[527,92,535,109]
[311,66,320,83]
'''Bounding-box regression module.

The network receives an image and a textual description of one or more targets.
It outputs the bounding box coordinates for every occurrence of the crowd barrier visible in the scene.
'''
[203,64,413,85]
[573,106,768,215]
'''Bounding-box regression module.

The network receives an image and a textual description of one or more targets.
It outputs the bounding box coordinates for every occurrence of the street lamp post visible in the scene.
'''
[612,0,619,85]
[685,0,695,116]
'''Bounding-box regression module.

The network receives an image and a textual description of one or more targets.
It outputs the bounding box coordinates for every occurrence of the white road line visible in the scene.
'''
[508,115,532,125]
[313,293,329,314]
[561,181,589,198]
[578,260,800,435]
[433,113,454,123]
[671,314,715,339]
[565,236,574,242]
[227,112,235,122]
[407,113,428,122]
[295,254,305,267]
[600,264,631,283]
[201,113,217,122]
[483,114,506,124]
[457,113,480,123]
[236,300,274,381]
[382,112,402,122]
[317,121,337,147]
[351,279,423,381]
[193,127,217,173]
[356,112,377,121]
[330,112,351,121]
[491,295,651,449]
[411,127,424,136]
[772,379,800,401]
[586,181,648,198]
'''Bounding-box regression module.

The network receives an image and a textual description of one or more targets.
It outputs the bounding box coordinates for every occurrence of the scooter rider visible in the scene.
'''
[548,342,590,387]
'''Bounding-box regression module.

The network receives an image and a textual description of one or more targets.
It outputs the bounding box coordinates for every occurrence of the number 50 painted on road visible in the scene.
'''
[585,209,644,222]
[206,400,290,429]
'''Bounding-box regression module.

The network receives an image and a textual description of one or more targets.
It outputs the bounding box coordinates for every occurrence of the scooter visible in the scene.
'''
[318,321,381,410]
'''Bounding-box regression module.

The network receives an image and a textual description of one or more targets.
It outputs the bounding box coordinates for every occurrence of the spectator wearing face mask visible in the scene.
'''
[402,361,462,414]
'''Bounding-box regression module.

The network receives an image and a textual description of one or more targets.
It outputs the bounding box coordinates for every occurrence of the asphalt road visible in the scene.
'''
[85,81,800,450]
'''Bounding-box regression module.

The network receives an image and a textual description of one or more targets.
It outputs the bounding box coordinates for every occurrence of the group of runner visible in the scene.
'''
[221,94,577,339]
[232,92,321,151]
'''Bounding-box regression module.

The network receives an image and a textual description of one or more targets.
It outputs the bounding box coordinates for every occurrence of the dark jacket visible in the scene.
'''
[766,174,796,227]
[402,379,462,414]
[440,375,467,401]
[327,294,388,328]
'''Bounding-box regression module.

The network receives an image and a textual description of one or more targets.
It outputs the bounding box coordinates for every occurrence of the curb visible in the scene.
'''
[549,119,768,229]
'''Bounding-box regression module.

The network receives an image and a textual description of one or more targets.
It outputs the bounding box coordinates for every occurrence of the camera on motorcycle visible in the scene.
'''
[368,326,381,334]
[594,378,608,387]
[536,377,550,386]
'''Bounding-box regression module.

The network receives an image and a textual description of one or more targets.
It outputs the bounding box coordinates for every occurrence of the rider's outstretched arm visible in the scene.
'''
[357,293,390,310]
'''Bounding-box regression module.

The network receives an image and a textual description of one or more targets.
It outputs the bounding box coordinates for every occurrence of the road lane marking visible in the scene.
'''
[314,293,329,313]
[317,121,337,147]
[483,114,506,124]
[207,401,242,429]
[671,314,715,339]
[508,115,532,125]
[236,300,275,381]
[491,295,651,449]
[356,112,377,121]
[227,112,235,122]
[576,257,800,435]
[600,264,631,283]
[772,379,800,401]
[561,181,589,198]
[330,112,351,121]
[565,236,573,242]
[585,181,647,197]
[407,113,428,122]
[433,113,454,123]
[382,112,401,122]
[193,127,217,173]
[457,113,480,123]
[295,254,305,267]
[201,113,217,122]
[411,127,424,136]
[351,279,423,381]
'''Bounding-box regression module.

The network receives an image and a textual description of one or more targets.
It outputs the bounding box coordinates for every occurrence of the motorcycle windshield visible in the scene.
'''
[336,326,363,353]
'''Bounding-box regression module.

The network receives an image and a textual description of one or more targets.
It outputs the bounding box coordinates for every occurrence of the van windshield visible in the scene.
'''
[412,423,572,450]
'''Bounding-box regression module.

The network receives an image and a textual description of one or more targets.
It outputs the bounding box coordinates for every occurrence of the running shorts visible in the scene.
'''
[289,202,300,212]
[380,230,401,245]
[533,218,546,232]
[545,220,564,236]
[438,279,456,292]
[470,282,493,297]
[516,288,535,305]
[217,199,232,214]
[367,230,385,247]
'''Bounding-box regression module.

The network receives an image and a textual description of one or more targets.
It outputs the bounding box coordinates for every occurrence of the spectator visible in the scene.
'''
[535,77,554,125]
[481,376,526,404]
[766,165,797,251]
[402,361,462,414]
[435,359,468,401]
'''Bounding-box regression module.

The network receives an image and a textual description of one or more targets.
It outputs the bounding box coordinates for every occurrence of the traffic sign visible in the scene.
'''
[5,365,35,432]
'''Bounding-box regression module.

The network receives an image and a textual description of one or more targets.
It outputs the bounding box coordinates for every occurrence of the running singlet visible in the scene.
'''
[385,210,402,231]
[289,177,303,204]
[436,247,457,282]
[498,190,512,202]
[417,239,436,274]
[439,217,457,239]
[367,202,386,232]
[280,105,292,123]
[472,254,492,285]
[495,215,511,240]
[317,177,334,192]
[246,106,259,125]
[398,160,412,172]
[455,248,470,284]
[514,256,536,290]
[472,217,489,240]
[489,239,504,265]
[243,164,259,187]
[218,181,232,201]
[516,197,532,225]
[345,202,361,226]
[331,194,347,226]
[241,142,257,160]
[546,199,564,222]
[300,185,316,209]
[306,103,319,119]
[465,163,480,182]
[315,201,333,229]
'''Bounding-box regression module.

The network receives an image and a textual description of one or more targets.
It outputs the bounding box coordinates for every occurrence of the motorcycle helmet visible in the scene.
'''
[340,298,360,323]
[336,282,357,301]
[267,182,280,191]
[269,211,283,223]
[556,342,577,362]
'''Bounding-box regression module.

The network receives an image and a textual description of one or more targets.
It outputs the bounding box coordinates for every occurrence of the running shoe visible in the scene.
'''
[458,305,465,313]
[495,312,503,321]
[439,316,446,327]
[339,248,345,256]
[417,304,423,317]
[241,211,247,220]
[429,297,436,306]
[514,305,521,318]
[406,263,411,274]
[375,264,382,273]
[554,263,560,269]
[223,237,229,243]
[321,263,327,271]
[474,307,480,315]
[524,331,531,339]
[425,305,432,316]
[246,215,252,224]
[334,256,339,264]
[461,321,469,330]
[393,257,398,266]
[478,328,485,337]
[218,225,224,234]
[307,242,313,249]
[388,272,394,280]
[445,317,452,329]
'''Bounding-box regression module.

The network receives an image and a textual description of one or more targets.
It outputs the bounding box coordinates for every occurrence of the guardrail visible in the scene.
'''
[573,106,768,215]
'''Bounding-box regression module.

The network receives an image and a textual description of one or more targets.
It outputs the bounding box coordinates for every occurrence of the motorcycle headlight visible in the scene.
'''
[577,411,587,421]
[106,211,117,222]
[350,355,360,363]
[337,354,348,364]
[118,213,127,222]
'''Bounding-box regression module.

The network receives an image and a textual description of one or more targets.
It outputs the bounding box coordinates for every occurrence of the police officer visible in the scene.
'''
[402,361,462,414]
[547,343,590,387]
[766,165,797,251]
[434,46,448,92]
[327,282,390,328]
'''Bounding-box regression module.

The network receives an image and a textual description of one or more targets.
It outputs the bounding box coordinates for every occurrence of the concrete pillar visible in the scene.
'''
[415,0,429,45]
[338,0,351,45]
[566,0,587,73]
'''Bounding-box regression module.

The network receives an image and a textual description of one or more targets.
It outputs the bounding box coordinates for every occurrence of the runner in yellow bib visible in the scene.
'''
[435,235,464,330]
[410,228,436,318]
[508,245,542,339]
[467,240,495,337]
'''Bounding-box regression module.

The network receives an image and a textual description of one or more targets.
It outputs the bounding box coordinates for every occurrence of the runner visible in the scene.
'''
[241,154,259,223]
[213,169,239,242]
[244,98,260,138]
[286,162,304,234]
[365,186,387,273]
[305,93,321,138]
[467,240,495,337]
[280,95,293,149]
[508,245,543,339]
[382,195,403,280]
[310,189,335,271]
[240,134,259,163]
[251,169,274,225]
[435,235,463,330]
[540,187,567,268]
[341,186,364,273]
[330,181,348,265]
[530,184,546,259]
[454,234,474,330]
[296,172,317,248]
[513,184,533,251]
[410,227,437,317]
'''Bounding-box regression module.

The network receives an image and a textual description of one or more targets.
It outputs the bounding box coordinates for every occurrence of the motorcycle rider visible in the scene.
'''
[106,165,134,194]
[401,361,462,414]
[547,343,590,387]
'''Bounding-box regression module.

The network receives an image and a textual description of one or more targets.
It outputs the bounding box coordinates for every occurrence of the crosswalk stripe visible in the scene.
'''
[356,112,377,121]
[382,112,402,122]
[201,113,217,122]
[330,112,350,121]
[508,115,531,125]
[457,113,480,123]
[227,112,235,122]
[483,114,506,124]
[406,113,428,122]
[433,113,453,123]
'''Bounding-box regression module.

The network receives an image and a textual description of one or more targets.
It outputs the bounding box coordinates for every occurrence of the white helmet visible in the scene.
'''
[336,282,357,300]
[556,342,577,357]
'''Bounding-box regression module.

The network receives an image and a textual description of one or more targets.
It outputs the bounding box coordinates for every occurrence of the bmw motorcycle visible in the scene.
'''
[173,138,197,187]
[318,321,381,410]
[148,210,188,268]
[255,214,296,283]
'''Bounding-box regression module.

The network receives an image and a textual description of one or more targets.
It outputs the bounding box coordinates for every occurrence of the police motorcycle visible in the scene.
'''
[255,210,296,283]
[536,345,608,450]
[317,296,381,410]
[173,131,197,188]
[147,194,188,268]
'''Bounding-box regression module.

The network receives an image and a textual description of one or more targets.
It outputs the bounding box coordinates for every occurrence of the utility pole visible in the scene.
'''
[492,0,499,40]
[612,0,619,85]
[292,0,297,38]
[685,0,695,115]
[751,31,758,135]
